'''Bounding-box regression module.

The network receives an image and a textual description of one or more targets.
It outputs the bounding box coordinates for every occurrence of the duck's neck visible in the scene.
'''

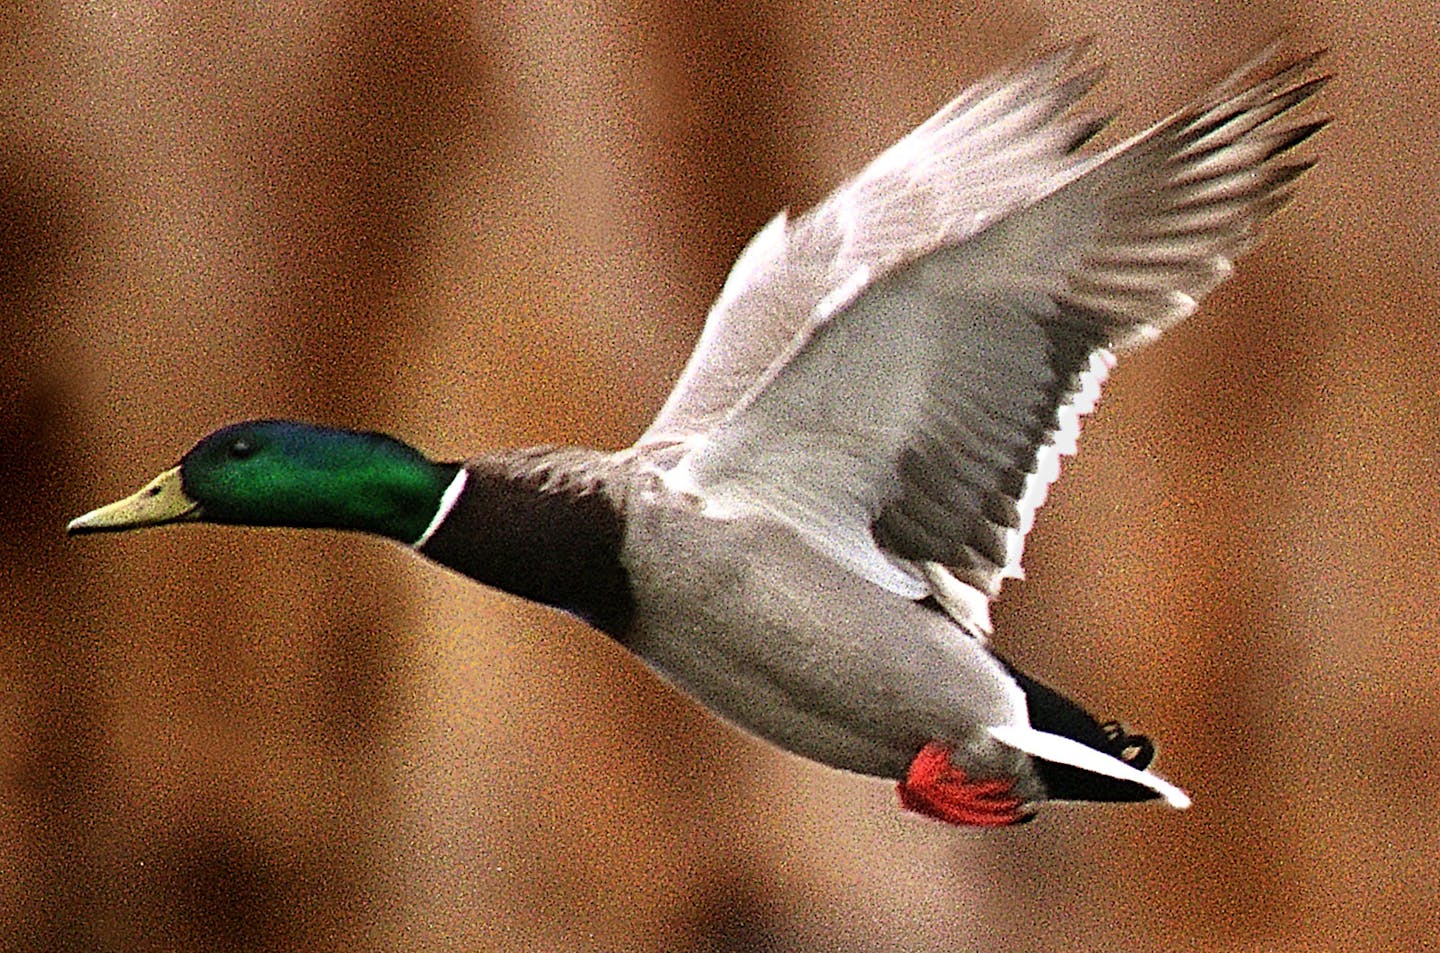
[413,449,634,637]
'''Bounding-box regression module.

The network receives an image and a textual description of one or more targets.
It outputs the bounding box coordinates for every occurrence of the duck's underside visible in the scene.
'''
[610,490,1185,826]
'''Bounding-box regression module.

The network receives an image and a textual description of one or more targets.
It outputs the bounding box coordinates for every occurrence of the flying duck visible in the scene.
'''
[69,43,1326,826]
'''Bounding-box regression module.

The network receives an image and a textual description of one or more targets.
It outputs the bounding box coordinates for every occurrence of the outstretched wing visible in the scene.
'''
[651,46,1326,633]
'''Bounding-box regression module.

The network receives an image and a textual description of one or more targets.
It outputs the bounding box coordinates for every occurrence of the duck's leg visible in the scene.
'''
[896,741,1035,826]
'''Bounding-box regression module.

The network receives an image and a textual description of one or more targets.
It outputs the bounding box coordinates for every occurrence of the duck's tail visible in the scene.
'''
[992,660,1190,809]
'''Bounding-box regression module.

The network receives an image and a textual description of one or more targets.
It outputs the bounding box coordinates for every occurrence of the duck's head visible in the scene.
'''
[67,420,457,544]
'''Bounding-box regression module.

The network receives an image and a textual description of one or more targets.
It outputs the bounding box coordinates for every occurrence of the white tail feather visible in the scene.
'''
[988,724,1192,810]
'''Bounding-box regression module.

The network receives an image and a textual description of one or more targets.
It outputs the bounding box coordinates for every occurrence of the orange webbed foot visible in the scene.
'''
[897,741,1035,827]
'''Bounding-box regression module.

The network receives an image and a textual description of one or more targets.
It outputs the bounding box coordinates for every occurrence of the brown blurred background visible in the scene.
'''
[2,0,1434,950]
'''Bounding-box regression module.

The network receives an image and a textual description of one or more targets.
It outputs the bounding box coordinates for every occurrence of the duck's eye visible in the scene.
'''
[228,439,257,460]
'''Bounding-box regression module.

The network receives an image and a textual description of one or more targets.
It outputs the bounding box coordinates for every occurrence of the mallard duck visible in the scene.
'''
[69,43,1326,826]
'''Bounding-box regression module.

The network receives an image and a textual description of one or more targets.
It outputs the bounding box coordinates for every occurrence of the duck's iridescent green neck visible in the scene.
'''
[176,421,460,543]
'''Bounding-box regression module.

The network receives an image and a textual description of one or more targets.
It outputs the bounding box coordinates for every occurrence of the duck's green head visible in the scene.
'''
[67,420,458,545]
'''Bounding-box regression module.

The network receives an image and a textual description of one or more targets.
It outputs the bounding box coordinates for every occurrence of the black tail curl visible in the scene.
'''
[996,655,1162,804]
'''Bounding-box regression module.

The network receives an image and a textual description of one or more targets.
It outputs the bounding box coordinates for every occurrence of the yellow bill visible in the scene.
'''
[67,466,201,535]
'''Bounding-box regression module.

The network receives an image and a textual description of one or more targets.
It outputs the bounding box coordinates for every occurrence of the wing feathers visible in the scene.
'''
[639,43,1325,618]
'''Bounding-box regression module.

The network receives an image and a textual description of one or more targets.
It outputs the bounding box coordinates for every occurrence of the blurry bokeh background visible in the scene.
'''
[3,1,1434,950]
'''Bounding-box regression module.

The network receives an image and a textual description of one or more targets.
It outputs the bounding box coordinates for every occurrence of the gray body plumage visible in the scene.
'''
[619,460,1033,787]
